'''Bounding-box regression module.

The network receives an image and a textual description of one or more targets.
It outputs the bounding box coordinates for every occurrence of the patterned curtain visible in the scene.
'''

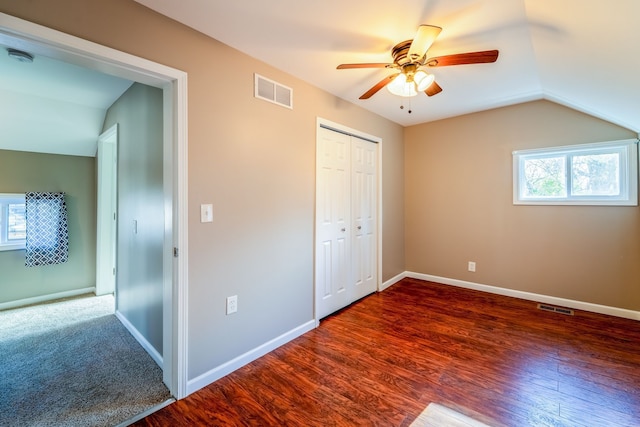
[25,192,69,267]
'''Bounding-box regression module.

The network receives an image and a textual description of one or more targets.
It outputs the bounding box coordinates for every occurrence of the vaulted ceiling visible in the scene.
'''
[1,1,638,158]
[134,0,640,132]
[0,39,132,157]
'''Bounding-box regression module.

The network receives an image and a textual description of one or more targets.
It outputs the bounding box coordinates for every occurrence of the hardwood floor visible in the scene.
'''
[134,278,640,426]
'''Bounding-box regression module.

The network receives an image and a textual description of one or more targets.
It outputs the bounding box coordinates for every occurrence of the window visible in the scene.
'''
[513,139,638,205]
[0,194,26,251]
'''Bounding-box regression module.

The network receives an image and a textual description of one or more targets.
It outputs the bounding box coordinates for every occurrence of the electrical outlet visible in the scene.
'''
[468,261,476,272]
[226,295,238,315]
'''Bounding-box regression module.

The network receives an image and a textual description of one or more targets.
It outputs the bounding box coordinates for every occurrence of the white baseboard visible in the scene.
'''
[115,311,163,367]
[186,319,316,396]
[380,272,407,291]
[0,286,96,311]
[406,271,640,321]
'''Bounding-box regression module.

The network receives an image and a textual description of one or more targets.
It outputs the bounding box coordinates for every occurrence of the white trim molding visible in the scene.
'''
[116,310,163,367]
[186,320,315,396]
[0,287,96,311]
[380,272,406,291]
[406,271,640,321]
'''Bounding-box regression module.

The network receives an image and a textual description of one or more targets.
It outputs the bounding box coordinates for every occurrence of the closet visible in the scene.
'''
[315,124,378,319]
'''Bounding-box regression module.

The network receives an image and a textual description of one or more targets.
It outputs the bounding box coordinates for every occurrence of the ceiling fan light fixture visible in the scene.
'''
[387,70,434,97]
[387,73,417,97]
[414,70,435,92]
[337,23,499,100]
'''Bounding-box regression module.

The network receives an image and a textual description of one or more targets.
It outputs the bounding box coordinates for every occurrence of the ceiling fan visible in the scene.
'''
[337,25,499,100]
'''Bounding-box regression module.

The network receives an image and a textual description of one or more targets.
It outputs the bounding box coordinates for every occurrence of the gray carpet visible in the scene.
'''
[0,296,172,426]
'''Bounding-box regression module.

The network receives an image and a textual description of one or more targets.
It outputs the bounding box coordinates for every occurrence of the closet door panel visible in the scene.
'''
[316,127,351,318]
[352,137,378,300]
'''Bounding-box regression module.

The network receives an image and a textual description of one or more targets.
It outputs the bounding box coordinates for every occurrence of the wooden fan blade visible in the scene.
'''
[424,80,442,97]
[359,73,399,99]
[337,63,394,69]
[426,50,499,67]
[408,25,442,61]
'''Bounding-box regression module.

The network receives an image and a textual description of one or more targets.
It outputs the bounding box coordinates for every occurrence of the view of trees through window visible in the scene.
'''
[523,156,566,197]
[572,153,619,196]
[514,139,637,206]
[523,152,620,198]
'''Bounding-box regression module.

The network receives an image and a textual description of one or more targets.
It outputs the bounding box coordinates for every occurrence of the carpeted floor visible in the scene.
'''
[0,295,172,427]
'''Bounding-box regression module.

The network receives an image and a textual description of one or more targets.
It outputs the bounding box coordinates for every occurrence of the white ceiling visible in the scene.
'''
[134,0,640,132]
[1,1,637,159]
[0,41,132,157]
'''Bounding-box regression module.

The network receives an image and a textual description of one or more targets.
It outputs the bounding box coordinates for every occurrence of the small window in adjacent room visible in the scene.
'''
[0,194,26,251]
[513,139,638,206]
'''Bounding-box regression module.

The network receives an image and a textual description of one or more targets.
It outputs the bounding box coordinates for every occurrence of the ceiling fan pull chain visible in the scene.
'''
[399,99,412,114]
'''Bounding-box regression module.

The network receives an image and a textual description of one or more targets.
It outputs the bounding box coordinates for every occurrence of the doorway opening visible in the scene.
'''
[0,12,188,398]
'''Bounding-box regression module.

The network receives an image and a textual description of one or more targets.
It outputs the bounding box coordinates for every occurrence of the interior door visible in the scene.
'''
[316,127,351,318]
[316,125,378,319]
[351,136,377,300]
[96,124,118,296]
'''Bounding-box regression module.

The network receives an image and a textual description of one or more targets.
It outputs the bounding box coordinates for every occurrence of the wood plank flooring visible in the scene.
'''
[134,278,640,426]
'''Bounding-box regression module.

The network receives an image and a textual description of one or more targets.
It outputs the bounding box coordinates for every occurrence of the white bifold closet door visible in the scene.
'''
[316,126,378,319]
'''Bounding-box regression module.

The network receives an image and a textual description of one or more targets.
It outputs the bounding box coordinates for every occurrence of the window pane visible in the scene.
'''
[514,139,637,205]
[522,156,566,198]
[8,203,26,240]
[571,153,620,196]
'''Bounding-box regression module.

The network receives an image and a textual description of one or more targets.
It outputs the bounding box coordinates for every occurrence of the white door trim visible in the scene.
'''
[96,124,118,297]
[0,12,189,399]
[315,117,382,323]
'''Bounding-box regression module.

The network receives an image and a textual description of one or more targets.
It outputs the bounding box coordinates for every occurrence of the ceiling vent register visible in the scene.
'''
[254,73,293,109]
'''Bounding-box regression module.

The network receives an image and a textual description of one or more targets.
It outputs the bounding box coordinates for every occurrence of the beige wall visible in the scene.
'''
[405,100,639,310]
[0,150,96,304]
[2,0,637,396]
[0,0,405,380]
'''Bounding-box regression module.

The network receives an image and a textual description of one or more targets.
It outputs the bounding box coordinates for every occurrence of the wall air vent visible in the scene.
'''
[254,73,293,109]
[537,303,574,316]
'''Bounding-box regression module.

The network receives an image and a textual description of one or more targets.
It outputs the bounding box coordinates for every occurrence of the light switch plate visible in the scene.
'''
[200,204,213,223]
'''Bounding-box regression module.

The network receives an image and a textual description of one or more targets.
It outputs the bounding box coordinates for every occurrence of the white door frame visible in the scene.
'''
[96,124,118,297]
[0,13,189,398]
[315,117,382,324]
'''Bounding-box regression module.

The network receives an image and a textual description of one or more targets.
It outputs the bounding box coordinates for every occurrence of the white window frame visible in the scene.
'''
[513,139,639,206]
[0,193,26,251]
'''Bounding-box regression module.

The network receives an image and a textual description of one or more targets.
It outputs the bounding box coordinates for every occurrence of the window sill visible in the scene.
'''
[0,243,26,252]
[514,198,637,206]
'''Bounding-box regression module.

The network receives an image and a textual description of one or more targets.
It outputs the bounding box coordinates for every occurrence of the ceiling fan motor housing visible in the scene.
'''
[391,40,418,66]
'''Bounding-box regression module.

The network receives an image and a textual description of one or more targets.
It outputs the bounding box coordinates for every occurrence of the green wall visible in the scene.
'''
[103,83,164,355]
[0,150,96,304]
